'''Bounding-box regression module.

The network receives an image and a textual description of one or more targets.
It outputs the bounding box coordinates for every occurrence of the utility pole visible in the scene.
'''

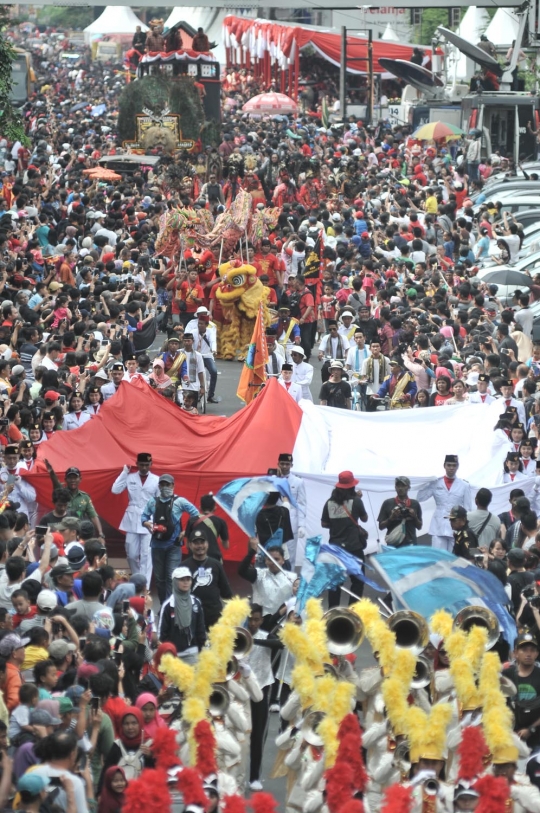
[367,27,373,124]
[340,26,347,121]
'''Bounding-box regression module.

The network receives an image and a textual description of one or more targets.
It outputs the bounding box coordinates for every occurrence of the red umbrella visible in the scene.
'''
[242,92,298,115]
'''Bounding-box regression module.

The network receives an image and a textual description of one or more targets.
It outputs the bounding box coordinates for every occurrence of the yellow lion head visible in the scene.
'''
[215,261,264,317]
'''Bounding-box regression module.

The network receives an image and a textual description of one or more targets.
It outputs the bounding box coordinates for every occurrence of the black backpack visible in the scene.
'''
[153,496,176,541]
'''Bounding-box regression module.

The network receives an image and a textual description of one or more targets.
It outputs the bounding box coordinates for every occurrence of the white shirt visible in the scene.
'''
[100,381,121,401]
[191,328,216,357]
[417,476,473,538]
[346,344,371,372]
[247,629,274,689]
[361,355,391,395]
[182,350,205,390]
[0,463,36,522]
[468,391,495,405]
[319,334,350,359]
[291,361,313,402]
[41,355,59,371]
[62,410,92,431]
[251,568,296,615]
[278,378,303,403]
[111,468,160,533]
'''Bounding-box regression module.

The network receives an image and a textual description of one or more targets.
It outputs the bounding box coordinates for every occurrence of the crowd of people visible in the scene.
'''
[0,16,540,813]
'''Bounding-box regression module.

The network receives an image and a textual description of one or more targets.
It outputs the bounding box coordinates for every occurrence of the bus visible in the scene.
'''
[10,49,34,105]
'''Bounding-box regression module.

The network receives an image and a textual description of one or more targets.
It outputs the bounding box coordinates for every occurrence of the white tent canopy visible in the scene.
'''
[484,7,520,47]
[453,6,490,79]
[381,24,400,42]
[84,6,148,43]
[164,7,228,63]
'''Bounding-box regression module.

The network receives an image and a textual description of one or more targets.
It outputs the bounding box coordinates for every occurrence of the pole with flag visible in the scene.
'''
[236,301,269,404]
[321,96,329,130]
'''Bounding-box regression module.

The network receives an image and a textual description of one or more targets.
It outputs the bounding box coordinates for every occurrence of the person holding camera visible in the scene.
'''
[516,577,540,634]
[378,476,422,547]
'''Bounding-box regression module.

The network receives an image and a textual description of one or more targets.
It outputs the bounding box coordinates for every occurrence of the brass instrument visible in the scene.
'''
[411,654,433,689]
[500,675,517,698]
[233,627,253,659]
[323,662,339,679]
[209,683,230,717]
[422,778,439,813]
[387,610,430,655]
[225,657,239,680]
[323,607,365,656]
[393,740,411,782]
[452,605,499,650]
[300,710,325,747]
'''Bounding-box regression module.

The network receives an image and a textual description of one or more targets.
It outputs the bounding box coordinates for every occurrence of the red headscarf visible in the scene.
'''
[118,707,144,748]
[98,766,127,813]
[152,642,177,675]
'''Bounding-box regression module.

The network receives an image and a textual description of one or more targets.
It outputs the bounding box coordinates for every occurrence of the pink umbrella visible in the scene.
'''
[242,92,298,115]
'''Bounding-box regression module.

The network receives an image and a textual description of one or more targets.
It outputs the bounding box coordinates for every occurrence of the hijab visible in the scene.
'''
[152,642,177,676]
[135,692,167,739]
[118,707,144,748]
[150,359,172,389]
[173,580,193,630]
[98,767,127,813]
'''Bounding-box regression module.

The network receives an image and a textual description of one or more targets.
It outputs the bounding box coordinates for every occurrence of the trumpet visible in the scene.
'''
[387,610,430,655]
[225,656,239,680]
[323,607,365,656]
[209,683,230,717]
[233,627,253,659]
[411,654,433,689]
[452,605,499,650]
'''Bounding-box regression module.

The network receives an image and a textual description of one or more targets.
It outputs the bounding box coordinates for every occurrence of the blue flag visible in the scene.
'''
[215,476,297,537]
[371,547,516,644]
[296,537,384,612]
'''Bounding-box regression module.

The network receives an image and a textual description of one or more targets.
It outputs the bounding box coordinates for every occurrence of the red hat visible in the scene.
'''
[336,471,359,489]
[51,531,65,555]
[129,596,145,615]
[102,252,115,263]
[361,232,369,239]
[44,390,60,401]
[355,211,364,218]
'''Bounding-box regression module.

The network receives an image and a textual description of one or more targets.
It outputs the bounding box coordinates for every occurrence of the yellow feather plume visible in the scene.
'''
[291,663,317,709]
[430,610,453,640]
[160,653,194,693]
[319,716,339,765]
[479,651,514,752]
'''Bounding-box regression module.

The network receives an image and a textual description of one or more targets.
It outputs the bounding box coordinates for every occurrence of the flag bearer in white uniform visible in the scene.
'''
[417,454,473,551]
[277,452,307,567]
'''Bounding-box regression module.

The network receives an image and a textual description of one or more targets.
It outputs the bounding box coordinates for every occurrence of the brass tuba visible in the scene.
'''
[387,610,430,655]
[233,627,253,660]
[209,683,230,717]
[452,606,499,650]
[411,654,433,689]
[323,607,364,656]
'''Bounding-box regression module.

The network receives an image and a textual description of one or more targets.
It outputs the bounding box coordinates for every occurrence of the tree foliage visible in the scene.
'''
[118,74,206,143]
[0,6,27,143]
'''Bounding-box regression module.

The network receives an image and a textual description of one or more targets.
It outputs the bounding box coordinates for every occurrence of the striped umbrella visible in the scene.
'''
[412,121,463,141]
[242,92,298,116]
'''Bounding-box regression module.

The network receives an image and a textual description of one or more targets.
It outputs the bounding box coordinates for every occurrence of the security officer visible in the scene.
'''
[447,505,478,559]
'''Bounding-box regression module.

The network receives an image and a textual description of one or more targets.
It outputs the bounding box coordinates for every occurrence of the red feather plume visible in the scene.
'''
[250,791,279,813]
[325,762,355,813]
[123,769,172,813]
[334,714,368,793]
[223,794,248,813]
[152,726,181,771]
[340,800,364,813]
[380,783,414,813]
[457,726,490,782]
[193,719,218,776]
[474,775,510,813]
[178,766,207,808]
[337,713,361,740]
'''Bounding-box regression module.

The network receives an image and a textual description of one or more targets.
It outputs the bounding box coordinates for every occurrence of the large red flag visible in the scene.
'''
[236,302,268,404]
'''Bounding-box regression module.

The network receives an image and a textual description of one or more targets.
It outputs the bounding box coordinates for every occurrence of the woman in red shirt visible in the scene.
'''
[429,375,453,406]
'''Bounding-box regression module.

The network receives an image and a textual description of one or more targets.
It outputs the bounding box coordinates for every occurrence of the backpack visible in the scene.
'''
[116,740,144,780]
[153,496,176,541]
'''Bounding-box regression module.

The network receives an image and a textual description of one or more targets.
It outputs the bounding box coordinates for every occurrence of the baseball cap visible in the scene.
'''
[58,697,79,714]
[515,630,539,649]
[445,505,467,519]
[36,589,58,612]
[44,390,60,401]
[66,543,86,569]
[395,476,411,487]
[50,563,75,581]
[64,467,81,478]
[159,474,174,485]
[172,566,192,580]
[49,639,76,660]
[0,633,28,656]
[17,774,51,795]
[55,517,80,533]
[94,369,109,381]
[508,548,526,566]
[30,708,61,726]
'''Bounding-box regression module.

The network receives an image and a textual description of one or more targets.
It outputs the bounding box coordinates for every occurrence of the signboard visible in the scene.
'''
[123,110,196,154]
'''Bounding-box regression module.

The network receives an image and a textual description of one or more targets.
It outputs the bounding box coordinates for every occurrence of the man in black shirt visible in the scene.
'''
[319,360,351,409]
[184,494,229,562]
[378,476,422,546]
[503,631,540,749]
[508,548,535,615]
[182,530,233,629]
[447,505,478,559]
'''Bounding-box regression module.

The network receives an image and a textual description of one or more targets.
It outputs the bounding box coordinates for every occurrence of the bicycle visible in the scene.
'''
[349,374,367,411]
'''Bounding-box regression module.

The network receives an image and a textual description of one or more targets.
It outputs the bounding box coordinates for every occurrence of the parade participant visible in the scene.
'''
[61,391,91,431]
[184,494,230,562]
[346,329,371,374]
[265,329,285,377]
[500,378,527,425]
[417,455,473,551]
[290,348,313,402]
[490,743,540,813]
[180,333,206,396]
[378,476,423,547]
[157,566,206,664]
[319,360,352,409]
[238,537,296,621]
[504,451,527,483]
[376,357,417,409]
[246,603,274,791]
[45,463,104,539]
[0,444,36,520]
[100,364,125,402]
[160,335,187,380]
[447,505,478,559]
[190,317,220,403]
[276,452,307,567]
[182,530,233,630]
[521,440,537,477]
[362,340,391,409]
[321,471,368,606]
[318,321,350,383]
[272,306,301,355]
[111,453,159,582]
[278,363,303,403]
[141,474,199,605]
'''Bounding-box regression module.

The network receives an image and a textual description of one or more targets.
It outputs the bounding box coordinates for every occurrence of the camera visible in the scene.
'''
[531,595,540,609]
[522,586,536,600]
